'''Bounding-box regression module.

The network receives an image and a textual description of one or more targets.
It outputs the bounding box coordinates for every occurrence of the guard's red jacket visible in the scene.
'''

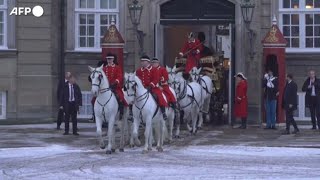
[179,39,203,73]
[136,65,168,107]
[156,66,176,104]
[103,64,127,106]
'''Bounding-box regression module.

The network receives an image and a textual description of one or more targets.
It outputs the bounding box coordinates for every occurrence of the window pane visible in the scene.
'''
[292,38,299,47]
[306,26,313,36]
[0,0,3,6]
[0,35,2,46]
[80,37,86,47]
[0,11,3,23]
[283,26,290,36]
[0,23,3,34]
[88,26,94,36]
[80,0,86,8]
[101,0,108,9]
[315,26,320,36]
[283,14,290,25]
[306,0,314,8]
[306,38,313,47]
[315,38,320,47]
[101,26,107,36]
[285,38,291,47]
[79,14,86,24]
[80,26,86,35]
[87,0,94,8]
[292,0,299,8]
[315,14,320,24]
[316,0,320,8]
[291,26,299,36]
[110,0,117,9]
[306,14,313,25]
[291,14,299,25]
[88,37,94,47]
[283,0,290,8]
[100,15,108,25]
[88,14,94,24]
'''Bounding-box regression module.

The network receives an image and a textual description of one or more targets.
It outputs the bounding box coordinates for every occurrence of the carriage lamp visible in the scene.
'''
[128,0,145,55]
[241,0,256,60]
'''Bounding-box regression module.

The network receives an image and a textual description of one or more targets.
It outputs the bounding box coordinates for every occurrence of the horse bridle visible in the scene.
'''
[191,71,200,81]
[91,69,110,93]
[125,79,137,97]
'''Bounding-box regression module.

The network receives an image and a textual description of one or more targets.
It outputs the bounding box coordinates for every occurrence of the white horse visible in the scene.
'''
[124,73,167,153]
[190,67,213,129]
[88,65,125,154]
[172,72,203,134]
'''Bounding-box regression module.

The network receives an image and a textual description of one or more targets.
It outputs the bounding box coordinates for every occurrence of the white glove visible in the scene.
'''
[267,81,274,88]
[264,74,269,79]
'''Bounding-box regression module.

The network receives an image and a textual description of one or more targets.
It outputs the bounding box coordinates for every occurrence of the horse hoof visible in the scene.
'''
[119,148,124,152]
[142,150,148,154]
[106,150,112,154]
[174,135,180,139]
[129,144,135,148]
[197,127,202,130]
[148,147,152,151]
[157,147,164,152]
[100,145,106,149]
[111,149,116,153]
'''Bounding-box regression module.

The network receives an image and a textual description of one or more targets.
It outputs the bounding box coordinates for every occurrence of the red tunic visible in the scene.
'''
[180,39,203,73]
[136,65,168,107]
[234,80,248,118]
[103,64,128,106]
[156,66,176,104]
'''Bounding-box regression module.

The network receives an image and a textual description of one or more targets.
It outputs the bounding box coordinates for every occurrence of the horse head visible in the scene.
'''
[88,65,110,96]
[167,65,177,85]
[172,72,186,96]
[190,67,202,82]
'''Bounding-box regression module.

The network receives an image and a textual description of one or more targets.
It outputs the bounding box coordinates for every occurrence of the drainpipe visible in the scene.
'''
[59,0,65,83]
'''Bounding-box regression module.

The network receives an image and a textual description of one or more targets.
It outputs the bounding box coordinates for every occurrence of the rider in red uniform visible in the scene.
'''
[136,55,168,120]
[178,32,203,74]
[151,57,177,110]
[103,53,127,120]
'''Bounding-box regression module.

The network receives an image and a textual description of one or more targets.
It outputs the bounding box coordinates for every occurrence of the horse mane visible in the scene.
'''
[97,67,110,87]
[134,75,144,87]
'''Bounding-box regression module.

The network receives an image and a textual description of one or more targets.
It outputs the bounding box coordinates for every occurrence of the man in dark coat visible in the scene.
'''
[56,72,72,130]
[282,74,299,134]
[263,69,279,129]
[59,75,82,135]
[302,70,320,130]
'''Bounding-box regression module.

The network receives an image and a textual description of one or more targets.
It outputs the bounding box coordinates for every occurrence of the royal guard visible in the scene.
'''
[103,53,128,120]
[178,32,203,74]
[136,55,168,120]
[151,57,177,109]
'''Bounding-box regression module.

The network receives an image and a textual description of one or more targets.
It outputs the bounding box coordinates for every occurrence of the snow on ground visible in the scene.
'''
[1,144,320,180]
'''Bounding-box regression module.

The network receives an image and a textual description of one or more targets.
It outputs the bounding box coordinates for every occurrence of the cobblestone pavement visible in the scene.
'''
[0,123,320,179]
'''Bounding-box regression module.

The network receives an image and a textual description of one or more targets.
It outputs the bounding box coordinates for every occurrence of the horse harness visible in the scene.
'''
[197,76,212,95]
[175,79,200,109]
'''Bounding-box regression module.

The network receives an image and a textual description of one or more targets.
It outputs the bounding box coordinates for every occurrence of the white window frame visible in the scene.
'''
[78,91,93,119]
[0,0,8,50]
[0,91,7,120]
[279,0,320,53]
[74,0,119,52]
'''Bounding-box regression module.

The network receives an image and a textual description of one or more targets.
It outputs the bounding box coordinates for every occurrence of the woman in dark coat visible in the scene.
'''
[234,72,248,129]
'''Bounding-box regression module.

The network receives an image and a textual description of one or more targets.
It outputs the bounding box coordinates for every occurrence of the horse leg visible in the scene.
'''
[118,117,125,152]
[106,117,115,154]
[198,112,204,130]
[191,110,198,135]
[168,109,174,143]
[143,118,152,154]
[95,116,105,149]
[158,119,164,152]
[111,121,116,153]
[174,110,181,138]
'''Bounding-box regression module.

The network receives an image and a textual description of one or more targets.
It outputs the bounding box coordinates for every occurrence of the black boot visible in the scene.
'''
[242,118,247,129]
[282,129,290,135]
[118,102,124,121]
[160,106,168,121]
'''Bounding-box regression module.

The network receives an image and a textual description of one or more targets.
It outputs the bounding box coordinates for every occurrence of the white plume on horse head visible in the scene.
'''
[197,67,202,74]
[88,66,95,73]
[166,65,171,73]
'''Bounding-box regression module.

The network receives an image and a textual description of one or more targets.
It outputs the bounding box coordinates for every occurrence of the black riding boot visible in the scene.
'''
[160,106,168,121]
[119,102,124,121]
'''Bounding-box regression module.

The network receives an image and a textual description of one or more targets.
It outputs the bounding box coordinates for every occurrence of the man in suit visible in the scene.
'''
[56,72,72,130]
[59,75,82,135]
[302,70,320,130]
[282,74,299,134]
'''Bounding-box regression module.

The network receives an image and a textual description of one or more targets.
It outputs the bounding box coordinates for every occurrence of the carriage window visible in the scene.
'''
[0,91,7,120]
[75,0,119,51]
[0,0,7,49]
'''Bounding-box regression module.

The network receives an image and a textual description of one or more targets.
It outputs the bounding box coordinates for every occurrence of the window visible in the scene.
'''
[78,91,93,119]
[0,0,7,49]
[75,0,119,51]
[0,91,7,120]
[279,0,320,51]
